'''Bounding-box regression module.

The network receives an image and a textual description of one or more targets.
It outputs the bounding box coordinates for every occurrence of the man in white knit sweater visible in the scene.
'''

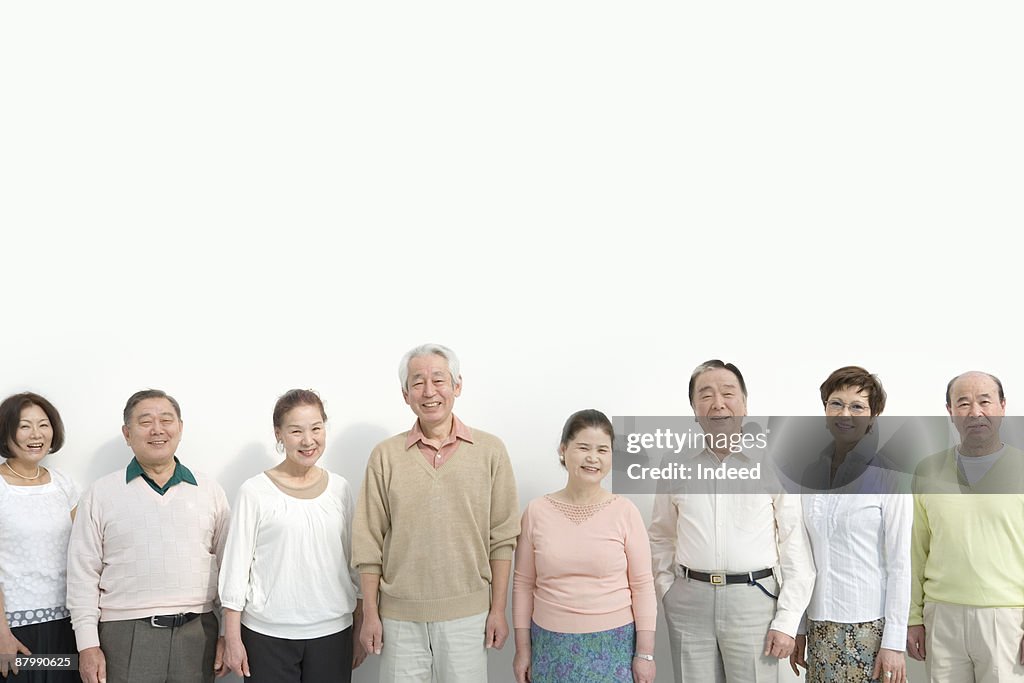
[67,389,230,683]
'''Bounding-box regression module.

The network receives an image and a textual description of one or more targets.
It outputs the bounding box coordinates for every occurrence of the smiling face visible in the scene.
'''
[403,353,462,432]
[560,426,613,486]
[691,367,747,438]
[122,397,183,467]
[275,403,326,468]
[7,404,53,465]
[824,385,874,447]
[947,372,1005,452]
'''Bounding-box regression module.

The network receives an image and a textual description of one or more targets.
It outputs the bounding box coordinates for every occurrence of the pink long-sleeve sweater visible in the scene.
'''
[512,494,658,634]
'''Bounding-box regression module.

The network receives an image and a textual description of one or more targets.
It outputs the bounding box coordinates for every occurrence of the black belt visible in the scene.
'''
[682,566,773,586]
[144,612,201,628]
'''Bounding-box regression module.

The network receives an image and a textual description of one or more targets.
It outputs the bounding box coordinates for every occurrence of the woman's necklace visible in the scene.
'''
[4,460,42,480]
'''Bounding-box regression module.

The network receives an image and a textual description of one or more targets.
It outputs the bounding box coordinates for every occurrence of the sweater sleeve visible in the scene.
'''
[488,445,520,561]
[66,483,105,651]
[511,504,535,630]
[624,501,658,632]
[218,481,258,612]
[351,449,389,576]
[210,480,231,633]
[909,494,930,626]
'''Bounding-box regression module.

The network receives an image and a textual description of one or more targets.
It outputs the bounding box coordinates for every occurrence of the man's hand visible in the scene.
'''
[361,612,383,655]
[871,647,907,683]
[789,634,808,676]
[213,636,229,678]
[0,628,31,678]
[79,646,107,683]
[764,629,795,659]
[484,609,509,650]
[906,625,926,661]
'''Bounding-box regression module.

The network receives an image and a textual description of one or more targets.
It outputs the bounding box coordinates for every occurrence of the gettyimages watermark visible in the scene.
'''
[610,416,1024,494]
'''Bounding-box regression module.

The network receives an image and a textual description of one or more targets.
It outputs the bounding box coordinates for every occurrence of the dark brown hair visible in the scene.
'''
[0,392,66,459]
[273,389,327,429]
[820,366,887,415]
[558,409,614,466]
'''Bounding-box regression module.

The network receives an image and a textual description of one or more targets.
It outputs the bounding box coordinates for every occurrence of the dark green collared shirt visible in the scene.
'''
[126,456,197,495]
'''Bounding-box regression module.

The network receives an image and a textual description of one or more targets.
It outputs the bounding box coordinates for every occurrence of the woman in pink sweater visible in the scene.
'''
[512,409,657,683]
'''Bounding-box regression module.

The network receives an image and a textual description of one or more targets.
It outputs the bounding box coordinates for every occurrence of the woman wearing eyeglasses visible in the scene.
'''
[789,367,912,683]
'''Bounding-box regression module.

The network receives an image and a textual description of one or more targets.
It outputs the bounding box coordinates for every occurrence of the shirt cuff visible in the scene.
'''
[881,627,907,652]
[75,625,100,651]
[357,564,383,576]
[769,609,801,638]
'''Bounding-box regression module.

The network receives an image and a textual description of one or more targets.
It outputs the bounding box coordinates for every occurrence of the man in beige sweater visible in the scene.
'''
[352,343,520,683]
[67,389,230,683]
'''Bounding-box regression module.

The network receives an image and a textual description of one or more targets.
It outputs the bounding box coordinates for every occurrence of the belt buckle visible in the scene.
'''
[150,613,187,628]
[710,573,726,586]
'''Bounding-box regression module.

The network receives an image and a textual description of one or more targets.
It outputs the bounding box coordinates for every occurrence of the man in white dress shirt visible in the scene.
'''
[648,359,815,683]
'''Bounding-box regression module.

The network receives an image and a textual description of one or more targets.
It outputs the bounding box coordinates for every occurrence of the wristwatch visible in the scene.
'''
[633,653,655,662]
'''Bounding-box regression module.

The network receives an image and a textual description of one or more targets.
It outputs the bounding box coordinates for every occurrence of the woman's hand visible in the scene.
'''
[352,627,368,669]
[872,647,907,683]
[789,633,808,676]
[512,647,531,682]
[222,636,250,678]
[0,628,31,678]
[632,655,655,683]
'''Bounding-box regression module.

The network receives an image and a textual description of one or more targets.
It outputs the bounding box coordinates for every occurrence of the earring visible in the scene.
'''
[275,441,284,454]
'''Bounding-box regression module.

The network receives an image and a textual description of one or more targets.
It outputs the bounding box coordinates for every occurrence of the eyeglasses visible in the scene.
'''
[825,400,870,416]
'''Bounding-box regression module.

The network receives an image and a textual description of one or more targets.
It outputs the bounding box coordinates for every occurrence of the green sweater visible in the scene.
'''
[910,445,1024,625]
[351,427,520,622]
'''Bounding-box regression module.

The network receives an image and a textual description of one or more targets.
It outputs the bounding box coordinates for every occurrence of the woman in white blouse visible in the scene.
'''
[789,367,912,683]
[219,389,364,682]
[0,393,79,682]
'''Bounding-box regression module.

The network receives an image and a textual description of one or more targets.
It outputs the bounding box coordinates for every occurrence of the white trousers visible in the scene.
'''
[924,602,1024,683]
[379,611,488,683]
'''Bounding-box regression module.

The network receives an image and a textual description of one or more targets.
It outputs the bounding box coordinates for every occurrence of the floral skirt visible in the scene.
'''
[807,617,885,682]
[530,621,635,683]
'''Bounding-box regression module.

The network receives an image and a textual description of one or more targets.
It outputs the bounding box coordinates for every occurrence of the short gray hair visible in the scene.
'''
[399,343,462,392]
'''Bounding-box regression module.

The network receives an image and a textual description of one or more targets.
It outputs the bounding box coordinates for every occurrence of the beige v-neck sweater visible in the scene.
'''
[352,427,520,622]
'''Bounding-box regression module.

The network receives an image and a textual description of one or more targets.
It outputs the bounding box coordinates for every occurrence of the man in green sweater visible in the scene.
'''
[907,371,1024,683]
[352,343,520,683]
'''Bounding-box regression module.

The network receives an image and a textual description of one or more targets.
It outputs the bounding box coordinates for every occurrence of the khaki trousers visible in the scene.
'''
[924,602,1024,683]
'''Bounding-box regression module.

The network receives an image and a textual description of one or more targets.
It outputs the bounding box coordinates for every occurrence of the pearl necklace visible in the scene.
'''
[4,460,42,480]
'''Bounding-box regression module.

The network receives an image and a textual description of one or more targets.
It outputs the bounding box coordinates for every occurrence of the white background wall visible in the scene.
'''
[2,2,1021,681]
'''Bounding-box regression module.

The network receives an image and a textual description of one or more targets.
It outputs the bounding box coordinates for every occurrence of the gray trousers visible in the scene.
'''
[662,574,780,683]
[97,612,217,683]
